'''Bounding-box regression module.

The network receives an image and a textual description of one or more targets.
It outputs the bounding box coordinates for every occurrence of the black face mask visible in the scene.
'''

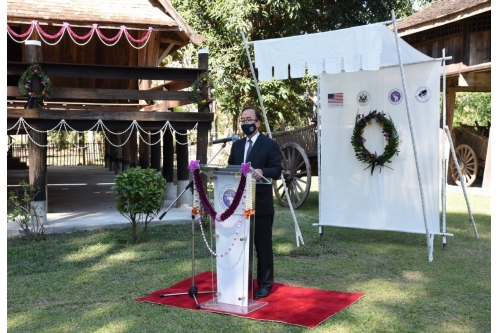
[241,123,257,136]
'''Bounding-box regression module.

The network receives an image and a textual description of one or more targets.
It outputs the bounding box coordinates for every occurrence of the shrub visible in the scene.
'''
[7,180,46,240]
[112,167,166,243]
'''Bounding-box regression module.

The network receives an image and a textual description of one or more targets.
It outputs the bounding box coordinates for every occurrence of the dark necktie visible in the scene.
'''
[246,139,252,162]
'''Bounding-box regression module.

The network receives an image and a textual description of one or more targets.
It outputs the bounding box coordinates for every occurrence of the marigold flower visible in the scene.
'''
[244,209,255,219]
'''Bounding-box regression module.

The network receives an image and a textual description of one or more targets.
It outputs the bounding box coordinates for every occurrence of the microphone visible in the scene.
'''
[212,135,238,144]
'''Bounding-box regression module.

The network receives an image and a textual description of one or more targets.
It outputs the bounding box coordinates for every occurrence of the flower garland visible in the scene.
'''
[350,110,400,175]
[190,72,214,109]
[7,21,153,48]
[189,160,255,258]
[18,62,53,109]
[188,160,252,222]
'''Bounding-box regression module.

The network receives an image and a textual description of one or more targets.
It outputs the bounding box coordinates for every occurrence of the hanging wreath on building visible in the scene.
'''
[351,110,400,175]
[190,72,214,109]
[18,62,53,108]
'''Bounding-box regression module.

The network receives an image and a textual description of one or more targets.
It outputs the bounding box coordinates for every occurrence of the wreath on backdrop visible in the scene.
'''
[351,110,400,175]
[18,62,53,108]
[190,72,214,109]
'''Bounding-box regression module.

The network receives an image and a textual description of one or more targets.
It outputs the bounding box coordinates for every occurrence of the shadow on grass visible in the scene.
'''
[7,190,490,332]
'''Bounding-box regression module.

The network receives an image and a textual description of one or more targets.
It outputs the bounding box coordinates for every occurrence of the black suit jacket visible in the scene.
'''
[228,133,282,216]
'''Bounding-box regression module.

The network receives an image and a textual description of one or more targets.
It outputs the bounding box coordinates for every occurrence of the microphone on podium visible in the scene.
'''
[212,135,238,144]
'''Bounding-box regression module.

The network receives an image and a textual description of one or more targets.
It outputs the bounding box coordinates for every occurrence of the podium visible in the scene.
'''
[198,164,269,314]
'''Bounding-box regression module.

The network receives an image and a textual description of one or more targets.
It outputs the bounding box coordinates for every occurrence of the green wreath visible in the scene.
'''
[18,62,53,108]
[190,72,214,109]
[351,110,400,175]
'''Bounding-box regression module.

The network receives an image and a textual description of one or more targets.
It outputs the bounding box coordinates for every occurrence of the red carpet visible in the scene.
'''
[136,271,365,328]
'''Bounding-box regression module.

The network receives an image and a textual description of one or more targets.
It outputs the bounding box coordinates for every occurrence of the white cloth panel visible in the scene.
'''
[257,65,273,82]
[274,64,289,80]
[318,62,441,234]
[254,23,385,81]
[290,61,306,78]
[253,24,434,81]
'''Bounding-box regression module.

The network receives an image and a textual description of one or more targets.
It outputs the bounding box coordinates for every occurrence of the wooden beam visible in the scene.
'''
[7,100,144,111]
[7,61,203,81]
[458,72,491,87]
[7,86,191,101]
[7,108,214,122]
[160,38,184,45]
[157,43,175,66]
[148,81,193,91]
[7,119,212,132]
[454,86,491,93]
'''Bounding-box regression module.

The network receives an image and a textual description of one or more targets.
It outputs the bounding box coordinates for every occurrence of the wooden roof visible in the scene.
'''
[395,0,490,36]
[7,0,203,45]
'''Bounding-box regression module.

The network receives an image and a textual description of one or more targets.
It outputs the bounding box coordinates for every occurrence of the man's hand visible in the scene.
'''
[252,168,264,180]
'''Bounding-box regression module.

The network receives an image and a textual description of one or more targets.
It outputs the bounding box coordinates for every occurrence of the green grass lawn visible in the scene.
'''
[7,189,490,333]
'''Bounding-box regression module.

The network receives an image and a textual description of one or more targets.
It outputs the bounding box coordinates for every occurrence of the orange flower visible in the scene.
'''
[192,207,198,216]
[369,154,374,158]
[244,209,255,219]
[360,129,364,134]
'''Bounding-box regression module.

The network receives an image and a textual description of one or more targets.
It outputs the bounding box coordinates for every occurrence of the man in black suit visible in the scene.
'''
[228,106,282,299]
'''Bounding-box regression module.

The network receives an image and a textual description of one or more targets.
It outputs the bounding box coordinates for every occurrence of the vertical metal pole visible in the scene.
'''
[391,10,432,261]
[240,31,272,136]
[441,49,448,248]
[240,31,304,246]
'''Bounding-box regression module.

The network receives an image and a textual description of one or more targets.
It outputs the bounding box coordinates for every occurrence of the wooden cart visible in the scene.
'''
[271,123,318,209]
[450,125,489,187]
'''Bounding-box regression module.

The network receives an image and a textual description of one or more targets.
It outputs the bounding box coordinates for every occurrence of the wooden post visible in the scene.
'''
[482,126,491,192]
[121,133,131,171]
[130,128,138,168]
[163,129,176,200]
[176,129,191,207]
[139,131,150,168]
[104,139,110,168]
[113,134,122,175]
[150,132,161,172]
[446,85,457,184]
[26,40,48,226]
[108,133,117,172]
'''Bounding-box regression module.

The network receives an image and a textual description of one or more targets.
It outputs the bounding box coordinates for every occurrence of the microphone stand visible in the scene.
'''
[158,141,231,309]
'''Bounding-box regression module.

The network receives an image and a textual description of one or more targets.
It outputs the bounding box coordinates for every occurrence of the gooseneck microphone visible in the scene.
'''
[212,135,239,144]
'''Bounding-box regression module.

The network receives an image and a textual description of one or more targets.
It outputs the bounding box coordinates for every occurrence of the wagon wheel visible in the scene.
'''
[273,142,311,209]
[450,144,478,187]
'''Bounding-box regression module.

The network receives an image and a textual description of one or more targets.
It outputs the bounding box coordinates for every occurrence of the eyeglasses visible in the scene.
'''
[240,118,258,125]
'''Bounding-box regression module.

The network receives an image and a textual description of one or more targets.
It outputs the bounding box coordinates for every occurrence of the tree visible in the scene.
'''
[453,92,491,128]
[170,0,418,131]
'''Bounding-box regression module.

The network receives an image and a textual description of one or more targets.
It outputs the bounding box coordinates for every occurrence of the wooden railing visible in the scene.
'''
[6,61,205,108]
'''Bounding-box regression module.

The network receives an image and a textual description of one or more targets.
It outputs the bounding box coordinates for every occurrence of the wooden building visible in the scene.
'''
[394,0,491,188]
[7,0,214,215]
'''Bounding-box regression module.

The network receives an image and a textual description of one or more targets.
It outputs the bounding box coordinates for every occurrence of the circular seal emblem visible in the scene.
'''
[415,86,431,103]
[388,88,403,105]
[219,185,237,210]
[357,90,371,106]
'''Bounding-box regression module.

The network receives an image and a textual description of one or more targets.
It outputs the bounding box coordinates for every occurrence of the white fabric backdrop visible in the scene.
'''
[253,23,433,81]
[319,62,441,234]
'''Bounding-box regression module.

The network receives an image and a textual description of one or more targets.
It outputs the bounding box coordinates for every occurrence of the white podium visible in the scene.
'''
[199,164,268,314]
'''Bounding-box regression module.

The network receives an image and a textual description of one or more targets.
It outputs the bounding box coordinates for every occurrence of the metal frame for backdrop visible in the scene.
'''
[241,10,478,262]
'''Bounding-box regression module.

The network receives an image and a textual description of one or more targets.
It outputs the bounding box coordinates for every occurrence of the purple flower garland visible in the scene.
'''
[191,163,248,222]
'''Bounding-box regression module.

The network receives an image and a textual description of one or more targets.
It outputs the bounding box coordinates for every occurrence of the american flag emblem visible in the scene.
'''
[328,93,343,107]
